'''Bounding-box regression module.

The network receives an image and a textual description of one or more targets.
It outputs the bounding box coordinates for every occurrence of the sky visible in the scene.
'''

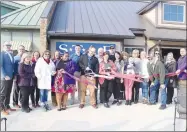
[13,1,39,5]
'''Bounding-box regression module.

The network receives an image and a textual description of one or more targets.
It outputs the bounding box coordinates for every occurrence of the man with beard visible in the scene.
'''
[78,46,99,109]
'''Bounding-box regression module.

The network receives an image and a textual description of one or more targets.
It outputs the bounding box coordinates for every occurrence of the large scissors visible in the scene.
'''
[84,67,114,79]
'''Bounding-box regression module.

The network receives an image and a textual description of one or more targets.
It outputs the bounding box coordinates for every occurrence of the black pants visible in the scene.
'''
[132,82,140,102]
[101,79,114,103]
[30,86,40,105]
[20,86,32,110]
[113,78,122,101]
[0,79,13,110]
[13,81,21,105]
[167,86,174,103]
[95,78,99,104]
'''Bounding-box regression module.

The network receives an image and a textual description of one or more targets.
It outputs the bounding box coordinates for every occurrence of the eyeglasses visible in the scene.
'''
[155,52,159,55]
[45,54,50,56]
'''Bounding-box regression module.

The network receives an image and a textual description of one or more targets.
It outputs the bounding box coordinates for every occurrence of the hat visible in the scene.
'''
[3,41,12,46]
[109,46,115,49]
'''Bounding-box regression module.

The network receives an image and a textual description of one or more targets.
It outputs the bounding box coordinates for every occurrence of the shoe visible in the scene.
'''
[100,101,103,104]
[143,99,148,104]
[7,108,16,112]
[46,104,51,110]
[32,104,36,108]
[112,100,118,105]
[1,110,9,115]
[57,108,61,111]
[35,104,41,107]
[129,100,132,105]
[79,104,84,109]
[147,102,156,105]
[92,104,98,109]
[104,103,110,108]
[61,107,67,110]
[125,100,129,105]
[21,108,30,113]
[43,104,48,111]
[14,104,21,108]
[134,100,138,104]
[28,107,32,111]
[159,105,166,110]
[117,101,122,106]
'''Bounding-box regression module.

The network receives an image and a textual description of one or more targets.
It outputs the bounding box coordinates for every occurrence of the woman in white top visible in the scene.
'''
[34,50,56,111]
[140,51,149,104]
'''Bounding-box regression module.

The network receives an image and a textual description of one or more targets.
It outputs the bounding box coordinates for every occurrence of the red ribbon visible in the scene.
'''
[112,72,143,82]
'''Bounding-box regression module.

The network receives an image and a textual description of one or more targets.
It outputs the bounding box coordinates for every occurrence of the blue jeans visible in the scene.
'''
[140,79,148,99]
[40,89,48,103]
[149,79,169,105]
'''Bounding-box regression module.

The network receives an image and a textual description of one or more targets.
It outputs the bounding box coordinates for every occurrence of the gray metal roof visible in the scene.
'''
[1,1,48,29]
[48,1,148,38]
[1,1,26,9]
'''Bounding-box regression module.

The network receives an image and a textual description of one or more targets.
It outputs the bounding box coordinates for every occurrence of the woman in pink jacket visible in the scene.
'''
[99,52,116,108]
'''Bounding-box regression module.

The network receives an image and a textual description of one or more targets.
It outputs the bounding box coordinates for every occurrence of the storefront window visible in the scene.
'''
[124,47,145,57]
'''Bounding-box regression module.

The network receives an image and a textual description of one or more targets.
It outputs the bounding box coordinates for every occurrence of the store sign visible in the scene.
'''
[56,42,115,55]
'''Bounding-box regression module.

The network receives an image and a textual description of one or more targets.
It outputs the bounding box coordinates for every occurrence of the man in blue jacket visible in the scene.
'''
[0,42,16,115]
[12,45,25,108]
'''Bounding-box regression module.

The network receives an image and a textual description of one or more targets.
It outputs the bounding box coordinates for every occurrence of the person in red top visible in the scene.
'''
[99,52,116,108]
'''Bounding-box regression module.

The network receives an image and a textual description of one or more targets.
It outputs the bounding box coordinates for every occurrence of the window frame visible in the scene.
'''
[162,3,185,24]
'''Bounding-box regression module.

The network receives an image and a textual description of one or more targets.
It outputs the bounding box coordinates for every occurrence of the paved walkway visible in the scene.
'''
[1,89,186,131]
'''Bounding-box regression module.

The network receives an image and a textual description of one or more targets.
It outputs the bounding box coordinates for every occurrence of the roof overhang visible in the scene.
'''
[149,37,187,42]
[48,31,135,39]
[1,25,40,30]
[137,1,160,15]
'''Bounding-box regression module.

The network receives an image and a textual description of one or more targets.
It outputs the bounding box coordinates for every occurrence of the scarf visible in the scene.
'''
[43,57,50,64]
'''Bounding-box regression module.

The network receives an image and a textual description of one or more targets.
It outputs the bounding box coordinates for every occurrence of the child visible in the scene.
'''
[124,57,136,105]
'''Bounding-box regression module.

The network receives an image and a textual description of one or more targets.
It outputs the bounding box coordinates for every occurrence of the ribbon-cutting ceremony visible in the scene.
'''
[0,0,186,131]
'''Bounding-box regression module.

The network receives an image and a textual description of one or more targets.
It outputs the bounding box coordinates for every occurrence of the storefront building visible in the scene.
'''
[1,1,186,59]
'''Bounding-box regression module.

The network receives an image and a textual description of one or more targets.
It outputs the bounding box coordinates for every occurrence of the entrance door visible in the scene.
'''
[161,48,180,61]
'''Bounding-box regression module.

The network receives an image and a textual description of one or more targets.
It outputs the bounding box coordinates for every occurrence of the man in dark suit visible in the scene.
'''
[0,42,16,115]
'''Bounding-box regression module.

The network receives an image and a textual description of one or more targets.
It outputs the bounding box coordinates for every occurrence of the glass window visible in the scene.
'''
[163,3,184,22]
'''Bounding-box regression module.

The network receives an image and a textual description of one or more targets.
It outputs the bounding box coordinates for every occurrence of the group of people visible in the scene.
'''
[0,41,186,115]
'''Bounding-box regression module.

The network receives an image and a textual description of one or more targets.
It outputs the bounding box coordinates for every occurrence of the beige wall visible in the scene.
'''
[144,1,186,29]
[1,29,40,51]
[50,39,122,54]
[124,36,145,46]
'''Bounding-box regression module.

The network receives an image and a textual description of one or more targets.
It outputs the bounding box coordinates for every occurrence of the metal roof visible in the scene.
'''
[48,1,148,38]
[1,1,26,9]
[1,1,48,29]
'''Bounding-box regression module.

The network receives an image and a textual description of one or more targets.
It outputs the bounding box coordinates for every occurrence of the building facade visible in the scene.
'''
[1,1,186,59]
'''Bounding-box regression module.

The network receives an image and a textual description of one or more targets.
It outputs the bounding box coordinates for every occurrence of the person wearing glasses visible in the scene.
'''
[12,45,26,109]
[54,52,78,111]
[34,50,56,111]
[0,42,16,115]
[78,46,99,109]
[147,49,168,110]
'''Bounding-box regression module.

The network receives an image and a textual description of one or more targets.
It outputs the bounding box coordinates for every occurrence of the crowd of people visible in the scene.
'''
[0,41,186,115]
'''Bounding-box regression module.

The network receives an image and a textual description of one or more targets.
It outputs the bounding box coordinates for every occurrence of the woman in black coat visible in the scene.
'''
[18,52,35,113]
[165,52,177,104]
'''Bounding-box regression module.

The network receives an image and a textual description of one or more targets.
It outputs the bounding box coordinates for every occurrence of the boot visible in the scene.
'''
[104,103,110,108]
[129,100,132,105]
[125,100,129,105]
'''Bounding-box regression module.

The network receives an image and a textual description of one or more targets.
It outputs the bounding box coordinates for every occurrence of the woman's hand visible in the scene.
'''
[52,71,56,75]
[60,69,65,73]
[120,79,123,83]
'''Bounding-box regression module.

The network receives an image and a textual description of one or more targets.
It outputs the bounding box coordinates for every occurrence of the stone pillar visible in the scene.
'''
[39,1,57,54]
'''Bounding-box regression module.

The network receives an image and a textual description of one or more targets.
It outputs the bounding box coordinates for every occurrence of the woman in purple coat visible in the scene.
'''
[53,52,78,111]
[18,52,35,113]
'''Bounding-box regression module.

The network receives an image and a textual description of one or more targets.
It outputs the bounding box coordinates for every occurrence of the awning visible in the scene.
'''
[10,41,32,51]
